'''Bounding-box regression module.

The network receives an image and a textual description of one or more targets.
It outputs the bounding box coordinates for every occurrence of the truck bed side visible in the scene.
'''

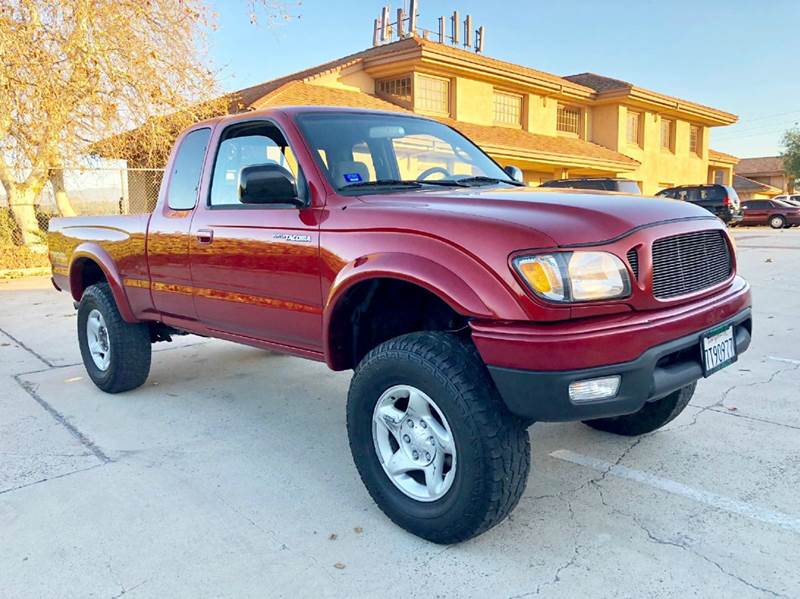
[49,213,153,321]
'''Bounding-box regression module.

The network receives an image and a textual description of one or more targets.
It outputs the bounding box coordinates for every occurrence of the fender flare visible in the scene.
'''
[69,242,138,323]
[322,252,520,368]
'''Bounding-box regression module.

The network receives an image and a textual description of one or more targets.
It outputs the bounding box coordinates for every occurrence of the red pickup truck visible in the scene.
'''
[49,107,752,543]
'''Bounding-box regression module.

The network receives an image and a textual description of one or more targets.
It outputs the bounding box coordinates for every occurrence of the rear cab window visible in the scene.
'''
[166,128,212,210]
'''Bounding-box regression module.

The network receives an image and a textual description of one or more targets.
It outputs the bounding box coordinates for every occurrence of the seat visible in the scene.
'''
[331,161,370,187]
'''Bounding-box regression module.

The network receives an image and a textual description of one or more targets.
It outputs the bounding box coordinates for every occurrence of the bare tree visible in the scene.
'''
[0,0,297,250]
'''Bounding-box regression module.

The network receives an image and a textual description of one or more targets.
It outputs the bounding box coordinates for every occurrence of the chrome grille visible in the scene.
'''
[651,230,731,299]
[626,248,639,280]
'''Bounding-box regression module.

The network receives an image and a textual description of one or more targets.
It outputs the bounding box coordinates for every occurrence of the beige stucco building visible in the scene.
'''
[227,36,738,195]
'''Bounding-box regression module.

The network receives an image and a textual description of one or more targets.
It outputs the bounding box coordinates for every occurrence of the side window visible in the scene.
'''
[209,122,300,207]
[166,128,211,210]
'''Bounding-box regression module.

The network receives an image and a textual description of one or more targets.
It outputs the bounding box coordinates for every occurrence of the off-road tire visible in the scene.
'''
[77,283,151,393]
[347,331,530,544]
[769,215,786,229]
[582,383,696,436]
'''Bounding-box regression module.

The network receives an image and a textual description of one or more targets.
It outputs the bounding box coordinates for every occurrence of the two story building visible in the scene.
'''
[215,37,741,196]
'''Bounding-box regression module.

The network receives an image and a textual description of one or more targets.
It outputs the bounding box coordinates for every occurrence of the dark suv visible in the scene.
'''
[539,177,641,194]
[656,184,743,225]
[740,198,800,229]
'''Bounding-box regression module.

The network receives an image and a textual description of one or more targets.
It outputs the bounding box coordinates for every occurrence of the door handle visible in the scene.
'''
[196,229,214,244]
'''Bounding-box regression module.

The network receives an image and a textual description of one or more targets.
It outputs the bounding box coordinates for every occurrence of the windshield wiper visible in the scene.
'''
[340,179,423,190]
[453,176,524,187]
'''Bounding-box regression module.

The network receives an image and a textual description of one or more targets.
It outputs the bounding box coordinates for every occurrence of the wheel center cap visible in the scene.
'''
[402,419,436,466]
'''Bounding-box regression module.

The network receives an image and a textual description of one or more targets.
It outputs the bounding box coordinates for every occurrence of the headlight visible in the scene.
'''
[513,251,631,303]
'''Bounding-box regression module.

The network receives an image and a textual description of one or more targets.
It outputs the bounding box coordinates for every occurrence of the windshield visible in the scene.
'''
[295,112,517,192]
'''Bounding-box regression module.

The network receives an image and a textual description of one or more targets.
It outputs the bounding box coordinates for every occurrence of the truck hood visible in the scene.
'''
[361,185,717,247]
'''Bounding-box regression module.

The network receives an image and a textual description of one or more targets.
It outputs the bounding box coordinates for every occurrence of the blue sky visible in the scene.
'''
[208,0,798,158]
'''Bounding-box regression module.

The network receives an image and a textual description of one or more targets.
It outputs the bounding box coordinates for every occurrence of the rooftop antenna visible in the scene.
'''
[371,3,485,52]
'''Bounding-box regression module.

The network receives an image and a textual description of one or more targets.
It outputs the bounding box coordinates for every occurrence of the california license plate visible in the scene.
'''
[701,325,737,376]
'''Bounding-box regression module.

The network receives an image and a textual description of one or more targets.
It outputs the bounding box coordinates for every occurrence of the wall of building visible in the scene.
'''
[312,64,726,194]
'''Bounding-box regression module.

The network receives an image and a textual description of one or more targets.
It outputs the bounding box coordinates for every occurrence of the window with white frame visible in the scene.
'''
[557,104,581,135]
[416,75,450,115]
[493,91,523,126]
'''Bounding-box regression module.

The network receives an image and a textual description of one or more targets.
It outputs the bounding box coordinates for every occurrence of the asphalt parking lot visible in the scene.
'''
[1,228,799,599]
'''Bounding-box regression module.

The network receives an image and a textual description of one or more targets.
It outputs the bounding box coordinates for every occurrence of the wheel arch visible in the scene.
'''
[323,253,499,371]
[69,243,137,322]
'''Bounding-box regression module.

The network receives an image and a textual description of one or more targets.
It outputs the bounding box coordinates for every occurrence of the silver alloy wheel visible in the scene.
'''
[372,384,457,502]
[770,216,784,229]
[86,309,111,371]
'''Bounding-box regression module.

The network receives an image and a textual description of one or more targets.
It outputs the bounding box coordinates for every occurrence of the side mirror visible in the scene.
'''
[239,163,302,206]
[504,165,524,184]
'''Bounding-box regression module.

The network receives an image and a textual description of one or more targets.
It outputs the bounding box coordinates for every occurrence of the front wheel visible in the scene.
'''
[77,283,152,393]
[347,332,530,544]
[582,383,695,436]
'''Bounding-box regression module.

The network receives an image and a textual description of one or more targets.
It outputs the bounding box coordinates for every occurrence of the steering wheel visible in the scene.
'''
[417,166,451,181]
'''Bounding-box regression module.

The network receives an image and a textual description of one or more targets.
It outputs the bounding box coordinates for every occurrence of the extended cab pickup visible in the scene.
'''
[49,107,752,544]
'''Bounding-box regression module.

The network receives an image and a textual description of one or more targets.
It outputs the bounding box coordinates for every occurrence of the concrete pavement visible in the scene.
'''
[1,228,799,598]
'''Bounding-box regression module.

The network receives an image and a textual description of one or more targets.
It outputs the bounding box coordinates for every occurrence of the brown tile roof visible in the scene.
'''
[254,82,637,168]
[253,81,409,112]
[563,73,632,92]
[438,118,638,168]
[735,156,785,175]
[733,174,781,193]
[709,149,739,164]
[231,37,594,110]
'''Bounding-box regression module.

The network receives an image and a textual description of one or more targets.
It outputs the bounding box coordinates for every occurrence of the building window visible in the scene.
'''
[689,124,702,155]
[416,75,450,115]
[661,118,674,152]
[557,104,581,135]
[493,91,523,127]
[376,76,412,104]
[627,110,642,146]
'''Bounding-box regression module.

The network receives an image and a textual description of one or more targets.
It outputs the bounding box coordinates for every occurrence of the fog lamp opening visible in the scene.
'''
[568,376,621,403]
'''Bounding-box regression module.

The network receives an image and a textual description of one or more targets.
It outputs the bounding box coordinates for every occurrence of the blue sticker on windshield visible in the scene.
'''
[343,172,363,183]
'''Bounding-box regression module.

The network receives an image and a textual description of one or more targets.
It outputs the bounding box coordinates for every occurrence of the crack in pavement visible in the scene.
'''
[678,363,800,432]
[588,482,786,598]
[12,375,111,464]
[0,462,105,496]
[0,326,54,367]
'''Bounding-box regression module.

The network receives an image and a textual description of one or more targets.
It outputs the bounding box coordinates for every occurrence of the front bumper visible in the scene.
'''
[486,308,751,422]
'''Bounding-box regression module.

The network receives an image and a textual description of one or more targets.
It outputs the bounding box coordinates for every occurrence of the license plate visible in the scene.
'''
[701,325,737,376]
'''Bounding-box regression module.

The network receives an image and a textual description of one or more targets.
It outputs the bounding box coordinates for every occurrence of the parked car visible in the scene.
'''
[740,198,800,228]
[773,194,800,208]
[656,184,743,224]
[539,177,641,194]
[47,107,752,544]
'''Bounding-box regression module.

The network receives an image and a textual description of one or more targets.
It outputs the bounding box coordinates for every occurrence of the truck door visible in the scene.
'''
[147,127,211,322]
[188,119,323,352]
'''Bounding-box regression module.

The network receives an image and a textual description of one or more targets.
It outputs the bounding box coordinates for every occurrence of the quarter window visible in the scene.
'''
[415,75,450,115]
[493,91,523,126]
[166,128,211,210]
[627,110,642,146]
[557,104,581,134]
[661,118,674,151]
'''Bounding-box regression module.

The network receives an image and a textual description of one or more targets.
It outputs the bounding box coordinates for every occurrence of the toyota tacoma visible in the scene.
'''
[48,107,752,544]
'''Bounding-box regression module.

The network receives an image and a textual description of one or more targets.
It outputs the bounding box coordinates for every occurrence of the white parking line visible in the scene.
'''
[767,356,800,365]
[550,449,800,534]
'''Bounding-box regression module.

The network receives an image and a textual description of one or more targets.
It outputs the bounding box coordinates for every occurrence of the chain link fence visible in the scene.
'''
[0,167,164,270]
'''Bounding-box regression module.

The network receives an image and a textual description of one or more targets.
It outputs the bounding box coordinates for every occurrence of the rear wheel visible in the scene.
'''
[347,332,530,544]
[769,215,786,229]
[582,383,695,436]
[77,283,152,393]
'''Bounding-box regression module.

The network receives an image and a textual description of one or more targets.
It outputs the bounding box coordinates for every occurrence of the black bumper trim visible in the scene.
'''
[487,308,752,423]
